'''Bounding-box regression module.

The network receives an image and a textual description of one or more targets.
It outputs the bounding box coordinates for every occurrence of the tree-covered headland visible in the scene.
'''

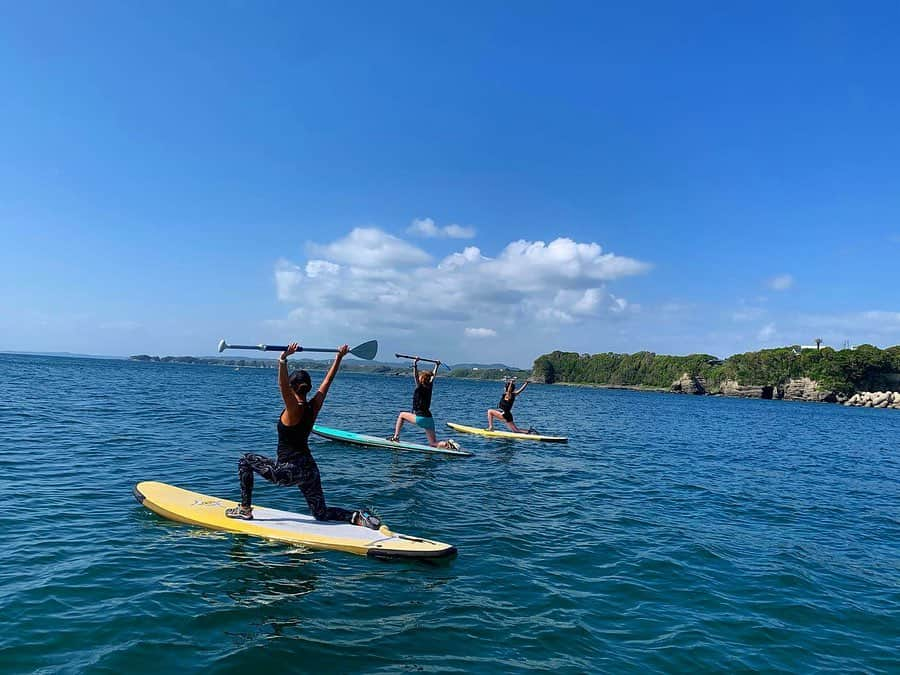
[531,344,900,396]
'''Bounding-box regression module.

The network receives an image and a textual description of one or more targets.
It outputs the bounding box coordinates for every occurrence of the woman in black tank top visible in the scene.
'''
[487,378,534,433]
[224,342,381,530]
[388,356,459,449]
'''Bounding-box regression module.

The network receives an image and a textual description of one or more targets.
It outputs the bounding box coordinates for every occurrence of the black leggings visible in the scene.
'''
[238,452,355,522]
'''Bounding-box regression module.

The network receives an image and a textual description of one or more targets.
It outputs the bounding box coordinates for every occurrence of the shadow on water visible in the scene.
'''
[222,537,319,603]
[488,440,521,465]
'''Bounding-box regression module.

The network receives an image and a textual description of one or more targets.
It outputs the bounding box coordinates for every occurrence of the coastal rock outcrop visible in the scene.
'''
[843,391,900,410]
[710,377,838,402]
[780,377,837,403]
[718,379,775,399]
[670,373,707,395]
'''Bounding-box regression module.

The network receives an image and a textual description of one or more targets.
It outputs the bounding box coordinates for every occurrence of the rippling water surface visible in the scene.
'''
[1,354,898,673]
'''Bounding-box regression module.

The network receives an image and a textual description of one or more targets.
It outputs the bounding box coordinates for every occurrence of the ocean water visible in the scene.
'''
[0,353,898,673]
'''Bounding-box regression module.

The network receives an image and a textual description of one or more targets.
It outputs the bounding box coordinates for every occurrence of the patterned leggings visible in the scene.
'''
[238,452,355,522]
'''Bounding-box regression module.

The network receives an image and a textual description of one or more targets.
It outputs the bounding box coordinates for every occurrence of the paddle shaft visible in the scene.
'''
[395,353,451,370]
[224,344,333,353]
[218,339,378,360]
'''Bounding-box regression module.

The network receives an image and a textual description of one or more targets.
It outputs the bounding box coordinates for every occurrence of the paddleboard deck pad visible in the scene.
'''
[312,424,473,456]
[446,422,568,443]
[133,481,457,560]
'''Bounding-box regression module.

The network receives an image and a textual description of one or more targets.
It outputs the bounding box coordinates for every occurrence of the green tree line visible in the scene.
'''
[531,345,900,394]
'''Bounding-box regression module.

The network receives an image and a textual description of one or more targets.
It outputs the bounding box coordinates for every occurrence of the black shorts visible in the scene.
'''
[501,409,513,423]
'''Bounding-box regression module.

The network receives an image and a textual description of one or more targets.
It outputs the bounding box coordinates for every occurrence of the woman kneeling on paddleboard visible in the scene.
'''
[226,342,381,529]
[389,357,459,450]
[487,378,535,434]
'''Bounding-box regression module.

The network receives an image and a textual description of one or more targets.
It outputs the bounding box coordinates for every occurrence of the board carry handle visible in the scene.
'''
[218,339,378,360]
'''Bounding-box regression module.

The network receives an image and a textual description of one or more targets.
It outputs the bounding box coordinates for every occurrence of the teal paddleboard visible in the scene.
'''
[312,424,472,457]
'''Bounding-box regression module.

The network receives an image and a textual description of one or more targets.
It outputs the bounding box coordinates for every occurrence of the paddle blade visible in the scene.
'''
[350,340,378,360]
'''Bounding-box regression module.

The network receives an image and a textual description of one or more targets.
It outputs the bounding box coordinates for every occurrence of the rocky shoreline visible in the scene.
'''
[670,373,899,409]
[843,391,900,409]
[671,374,836,401]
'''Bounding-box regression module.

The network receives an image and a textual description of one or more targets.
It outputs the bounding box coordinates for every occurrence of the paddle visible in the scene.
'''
[395,353,452,371]
[218,339,379,360]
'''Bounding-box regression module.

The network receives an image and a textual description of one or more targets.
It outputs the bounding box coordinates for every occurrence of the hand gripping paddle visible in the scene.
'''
[395,353,452,371]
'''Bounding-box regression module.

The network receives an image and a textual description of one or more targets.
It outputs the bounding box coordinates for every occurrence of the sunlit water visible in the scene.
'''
[0,354,898,673]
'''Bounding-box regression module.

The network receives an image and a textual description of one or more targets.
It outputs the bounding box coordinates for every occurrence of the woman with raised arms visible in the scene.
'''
[389,356,460,449]
[487,378,535,434]
[225,342,381,528]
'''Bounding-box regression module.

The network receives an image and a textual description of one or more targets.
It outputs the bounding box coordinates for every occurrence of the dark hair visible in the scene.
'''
[289,369,312,395]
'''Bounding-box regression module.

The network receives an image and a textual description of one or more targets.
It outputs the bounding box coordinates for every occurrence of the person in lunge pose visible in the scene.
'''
[487,378,535,433]
[389,357,459,449]
[226,342,380,528]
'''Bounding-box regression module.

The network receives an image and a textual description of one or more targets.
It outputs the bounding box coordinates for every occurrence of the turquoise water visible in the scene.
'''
[1,353,898,673]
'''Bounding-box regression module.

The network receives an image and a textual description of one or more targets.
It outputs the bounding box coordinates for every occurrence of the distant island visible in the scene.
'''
[531,344,900,408]
[129,354,527,380]
[130,354,407,374]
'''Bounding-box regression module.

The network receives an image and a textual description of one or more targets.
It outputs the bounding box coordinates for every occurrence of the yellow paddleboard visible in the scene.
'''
[133,481,457,561]
[446,422,568,443]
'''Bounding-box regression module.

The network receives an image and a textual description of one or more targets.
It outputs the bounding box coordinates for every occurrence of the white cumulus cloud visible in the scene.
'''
[309,227,431,268]
[768,274,794,291]
[444,223,475,238]
[407,217,476,239]
[465,327,497,338]
[439,246,487,269]
[305,260,340,277]
[276,229,650,337]
[275,259,304,301]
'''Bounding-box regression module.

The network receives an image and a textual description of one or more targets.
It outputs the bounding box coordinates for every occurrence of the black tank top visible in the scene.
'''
[499,391,516,414]
[276,403,314,463]
[412,382,433,417]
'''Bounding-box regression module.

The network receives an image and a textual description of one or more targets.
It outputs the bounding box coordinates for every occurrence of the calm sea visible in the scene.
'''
[0,354,898,673]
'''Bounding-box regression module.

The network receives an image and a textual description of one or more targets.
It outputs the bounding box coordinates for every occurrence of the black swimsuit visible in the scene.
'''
[235,402,354,522]
[498,391,516,422]
[276,405,314,463]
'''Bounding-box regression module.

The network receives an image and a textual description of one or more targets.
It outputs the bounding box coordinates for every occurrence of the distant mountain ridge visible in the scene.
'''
[1,351,123,360]
[450,362,520,371]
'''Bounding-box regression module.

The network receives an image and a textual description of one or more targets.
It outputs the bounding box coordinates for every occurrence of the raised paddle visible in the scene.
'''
[395,353,452,371]
[218,339,378,360]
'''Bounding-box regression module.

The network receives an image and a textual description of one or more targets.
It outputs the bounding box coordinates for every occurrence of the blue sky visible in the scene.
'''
[1,2,898,366]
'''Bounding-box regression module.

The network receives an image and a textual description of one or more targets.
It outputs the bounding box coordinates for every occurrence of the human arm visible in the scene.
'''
[515,380,529,396]
[311,344,349,415]
[432,360,441,377]
[278,342,303,422]
[413,357,420,383]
